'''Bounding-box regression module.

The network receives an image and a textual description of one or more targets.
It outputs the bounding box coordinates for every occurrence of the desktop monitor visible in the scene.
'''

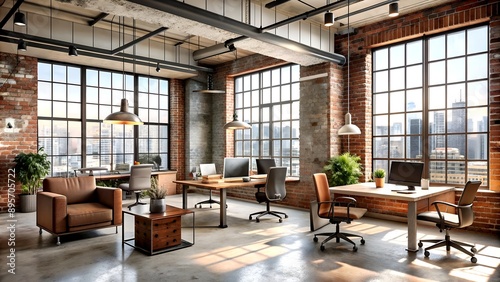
[223,157,250,179]
[256,159,276,174]
[199,163,217,176]
[388,161,424,191]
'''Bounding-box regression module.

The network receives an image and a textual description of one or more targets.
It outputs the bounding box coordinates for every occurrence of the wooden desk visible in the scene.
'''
[96,170,177,195]
[174,177,300,228]
[330,183,455,252]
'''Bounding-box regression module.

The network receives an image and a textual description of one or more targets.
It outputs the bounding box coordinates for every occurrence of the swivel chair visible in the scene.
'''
[312,173,366,251]
[417,180,481,263]
[119,164,153,210]
[249,167,288,223]
[194,163,221,208]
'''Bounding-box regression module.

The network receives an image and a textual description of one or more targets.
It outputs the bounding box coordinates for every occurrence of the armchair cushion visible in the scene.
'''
[67,203,113,227]
[42,176,96,204]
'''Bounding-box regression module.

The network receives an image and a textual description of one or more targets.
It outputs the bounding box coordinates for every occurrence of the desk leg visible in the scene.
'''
[182,185,188,209]
[219,189,228,228]
[406,202,418,252]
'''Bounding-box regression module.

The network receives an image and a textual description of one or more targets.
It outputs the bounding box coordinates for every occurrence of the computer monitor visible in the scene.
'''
[388,161,424,192]
[256,159,276,174]
[223,157,250,179]
[199,163,217,176]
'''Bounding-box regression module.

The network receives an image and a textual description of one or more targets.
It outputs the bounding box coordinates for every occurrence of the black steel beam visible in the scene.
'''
[112,26,168,55]
[265,0,290,9]
[335,0,398,21]
[88,12,109,26]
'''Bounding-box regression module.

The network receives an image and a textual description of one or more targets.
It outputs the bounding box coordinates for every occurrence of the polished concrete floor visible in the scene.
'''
[1,193,499,282]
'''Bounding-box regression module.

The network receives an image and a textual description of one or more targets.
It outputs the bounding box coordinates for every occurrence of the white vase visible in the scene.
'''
[149,198,166,213]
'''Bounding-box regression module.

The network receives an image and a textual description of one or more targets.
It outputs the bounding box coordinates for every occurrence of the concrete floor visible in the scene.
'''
[1,193,499,282]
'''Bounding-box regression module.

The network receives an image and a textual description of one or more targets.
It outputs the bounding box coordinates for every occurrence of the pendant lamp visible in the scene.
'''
[193,74,225,94]
[338,0,361,135]
[104,16,143,125]
[224,113,251,130]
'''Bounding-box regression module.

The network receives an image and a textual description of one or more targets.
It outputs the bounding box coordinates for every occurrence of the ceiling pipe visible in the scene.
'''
[126,0,346,65]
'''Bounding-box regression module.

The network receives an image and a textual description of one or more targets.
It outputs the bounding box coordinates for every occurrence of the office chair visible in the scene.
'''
[251,158,276,206]
[194,163,222,208]
[119,164,153,210]
[249,167,288,223]
[417,180,481,263]
[312,173,366,251]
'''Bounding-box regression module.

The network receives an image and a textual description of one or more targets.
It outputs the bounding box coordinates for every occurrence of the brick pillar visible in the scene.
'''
[0,53,38,212]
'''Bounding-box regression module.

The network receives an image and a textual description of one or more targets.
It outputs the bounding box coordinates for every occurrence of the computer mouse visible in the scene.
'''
[242,177,251,182]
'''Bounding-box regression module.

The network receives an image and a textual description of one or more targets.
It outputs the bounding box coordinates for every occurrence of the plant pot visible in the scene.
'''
[375,177,385,188]
[150,198,166,213]
[20,194,36,213]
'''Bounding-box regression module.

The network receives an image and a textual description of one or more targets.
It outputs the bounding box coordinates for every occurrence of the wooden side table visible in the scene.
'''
[122,205,194,255]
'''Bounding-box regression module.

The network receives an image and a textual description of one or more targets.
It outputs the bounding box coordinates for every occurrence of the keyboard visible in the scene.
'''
[250,174,267,179]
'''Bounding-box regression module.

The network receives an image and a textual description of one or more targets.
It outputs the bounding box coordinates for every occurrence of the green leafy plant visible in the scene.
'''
[322,152,362,187]
[147,177,167,199]
[373,168,386,178]
[13,148,51,195]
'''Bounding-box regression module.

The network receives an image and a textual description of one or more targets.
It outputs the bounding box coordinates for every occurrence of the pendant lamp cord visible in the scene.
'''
[347,0,350,113]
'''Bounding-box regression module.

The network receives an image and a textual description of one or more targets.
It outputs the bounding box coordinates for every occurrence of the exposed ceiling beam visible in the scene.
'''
[112,26,168,55]
[335,0,398,21]
[265,0,291,9]
[126,0,346,65]
[88,12,109,26]
[0,0,25,29]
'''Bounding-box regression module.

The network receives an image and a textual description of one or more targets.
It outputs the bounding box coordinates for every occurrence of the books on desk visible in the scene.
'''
[201,174,222,184]
[223,177,244,183]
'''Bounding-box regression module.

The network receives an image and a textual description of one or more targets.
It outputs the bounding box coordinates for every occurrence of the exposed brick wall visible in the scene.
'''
[0,53,38,212]
[169,78,185,193]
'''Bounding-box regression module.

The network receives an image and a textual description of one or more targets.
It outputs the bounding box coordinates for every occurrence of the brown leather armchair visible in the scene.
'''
[37,176,122,245]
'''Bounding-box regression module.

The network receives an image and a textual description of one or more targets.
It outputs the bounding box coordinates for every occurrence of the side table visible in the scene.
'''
[122,205,194,255]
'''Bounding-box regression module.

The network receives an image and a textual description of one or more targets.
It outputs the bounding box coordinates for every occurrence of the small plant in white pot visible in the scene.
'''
[373,168,386,188]
[148,178,167,213]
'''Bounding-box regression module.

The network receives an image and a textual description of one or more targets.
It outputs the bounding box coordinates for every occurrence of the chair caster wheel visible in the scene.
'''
[284,215,288,218]
[256,218,260,223]
[424,250,430,257]
[39,229,42,235]
[320,245,325,251]
[249,216,252,220]
[278,219,282,223]
[471,256,477,263]
[418,242,423,248]
[313,237,318,243]
[353,246,358,252]
[209,206,212,208]
[471,247,477,253]
[360,239,365,245]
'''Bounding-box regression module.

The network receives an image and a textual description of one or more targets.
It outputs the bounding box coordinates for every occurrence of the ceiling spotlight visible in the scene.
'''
[68,45,78,56]
[14,11,26,26]
[156,62,160,72]
[324,11,334,27]
[389,2,399,17]
[17,39,27,51]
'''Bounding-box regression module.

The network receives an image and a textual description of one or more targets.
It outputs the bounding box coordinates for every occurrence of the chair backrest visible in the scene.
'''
[256,159,276,174]
[128,164,153,190]
[457,180,481,227]
[200,163,217,176]
[313,173,332,216]
[265,167,287,200]
[43,176,96,204]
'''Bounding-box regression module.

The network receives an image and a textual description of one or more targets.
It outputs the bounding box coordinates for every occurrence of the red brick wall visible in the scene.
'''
[169,78,185,193]
[0,53,38,212]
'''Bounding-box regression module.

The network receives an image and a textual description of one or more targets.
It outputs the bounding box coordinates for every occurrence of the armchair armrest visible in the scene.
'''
[96,187,122,225]
[37,192,67,234]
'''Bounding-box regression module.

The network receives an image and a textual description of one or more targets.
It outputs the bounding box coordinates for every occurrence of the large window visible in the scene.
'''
[372,25,489,187]
[38,62,169,176]
[233,64,300,176]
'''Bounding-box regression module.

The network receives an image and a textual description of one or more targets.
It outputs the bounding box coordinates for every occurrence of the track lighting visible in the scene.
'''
[17,39,26,51]
[14,11,26,26]
[156,62,160,72]
[68,45,78,56]
[324,11,334,27]
[389,2,399,17]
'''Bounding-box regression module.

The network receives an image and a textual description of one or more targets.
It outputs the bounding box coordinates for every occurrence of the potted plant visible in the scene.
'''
[13,147,51,212]
[322,152,363,187]
[148,177,167,213]
[373,168,386,188]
